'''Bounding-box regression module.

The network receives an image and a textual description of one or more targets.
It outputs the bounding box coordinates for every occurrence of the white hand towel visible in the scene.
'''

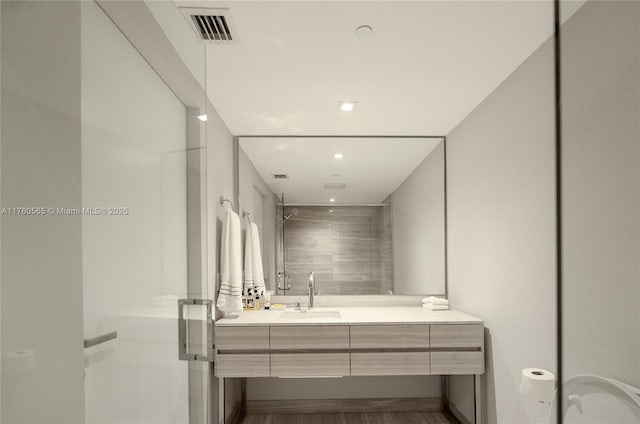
[423,303,450,311]
[243,225,254,291]
[216,209,243,312]
[250,223,266,294]
[421,296,450,306]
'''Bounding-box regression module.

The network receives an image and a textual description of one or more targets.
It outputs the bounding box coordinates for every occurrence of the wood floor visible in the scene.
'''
[241,411,454,424]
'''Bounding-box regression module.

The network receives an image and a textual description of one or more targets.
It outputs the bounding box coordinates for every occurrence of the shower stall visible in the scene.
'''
[273,196,393,296]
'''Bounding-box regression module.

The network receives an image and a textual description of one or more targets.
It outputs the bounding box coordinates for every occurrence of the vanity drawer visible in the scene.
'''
[350,325,429,348]
[430,351,484,375]
[271,353,350,377]
[430,324,484,349]
[216,326,269,350]
[215,354,270,377]
[270,326,349,350]
[351,352,429,376]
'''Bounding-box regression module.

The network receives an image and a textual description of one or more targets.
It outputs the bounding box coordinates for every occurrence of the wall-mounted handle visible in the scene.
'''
[178,299,213,361]
[84,331,117,348]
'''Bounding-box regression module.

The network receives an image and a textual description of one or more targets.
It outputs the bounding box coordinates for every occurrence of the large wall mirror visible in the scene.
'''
[238,136,445,296]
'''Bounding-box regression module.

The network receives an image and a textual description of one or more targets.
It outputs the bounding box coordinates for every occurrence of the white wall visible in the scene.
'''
[561,0,640,387]
[391,141,445,295]
[1,2,86,422]
[446,28,556,424]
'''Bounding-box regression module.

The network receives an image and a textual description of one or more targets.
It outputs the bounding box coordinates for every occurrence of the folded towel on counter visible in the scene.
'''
[216,208,243,312]
[423,303,450,311]
[421,296,450,306]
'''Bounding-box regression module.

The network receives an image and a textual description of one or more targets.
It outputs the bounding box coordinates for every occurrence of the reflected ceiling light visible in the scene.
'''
[338,102,356,112]
[329,209,334,213]
[334,153,344,159]
[329,198,336,203]
[197,114,208,122]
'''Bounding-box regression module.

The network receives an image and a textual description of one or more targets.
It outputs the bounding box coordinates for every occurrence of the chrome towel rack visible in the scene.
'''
[219,196,235,211]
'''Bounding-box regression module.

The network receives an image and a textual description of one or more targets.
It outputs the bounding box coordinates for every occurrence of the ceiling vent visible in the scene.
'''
[324,183,347,190]
[180,8,239,44]
[273,174,289,180]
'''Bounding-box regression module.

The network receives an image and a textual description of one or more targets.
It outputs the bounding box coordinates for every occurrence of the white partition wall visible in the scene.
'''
[1,2,86,422]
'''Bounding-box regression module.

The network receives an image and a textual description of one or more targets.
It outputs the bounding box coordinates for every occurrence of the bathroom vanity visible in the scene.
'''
[214,307,484,378]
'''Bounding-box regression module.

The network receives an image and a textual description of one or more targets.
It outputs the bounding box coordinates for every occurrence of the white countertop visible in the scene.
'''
[215,306,483,326]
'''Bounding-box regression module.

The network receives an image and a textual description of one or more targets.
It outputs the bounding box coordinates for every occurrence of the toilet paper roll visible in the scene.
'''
[3,349,35,375]
[519,368,555,403]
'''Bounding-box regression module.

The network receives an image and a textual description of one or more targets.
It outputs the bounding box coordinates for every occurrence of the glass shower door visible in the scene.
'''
[1,1,211,423]
[80,1,211,423]
[558,0,640,422]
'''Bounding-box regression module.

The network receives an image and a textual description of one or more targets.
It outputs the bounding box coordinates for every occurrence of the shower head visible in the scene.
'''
[282,208,299,222]
[283,208,300,222]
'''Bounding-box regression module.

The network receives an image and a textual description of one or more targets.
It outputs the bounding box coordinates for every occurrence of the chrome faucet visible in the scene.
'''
[308,271,316,308]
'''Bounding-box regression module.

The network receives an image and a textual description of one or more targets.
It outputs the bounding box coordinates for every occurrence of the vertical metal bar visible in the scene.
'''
[554,1,564,423]
[474,374,482,424]
[206,299,214,360]
[443,136,448,299]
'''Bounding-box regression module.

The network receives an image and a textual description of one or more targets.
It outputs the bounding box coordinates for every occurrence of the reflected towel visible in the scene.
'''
[216,208,242,312]
[421,296,450,306]
[243,225,254,291]
[250,223,266,294]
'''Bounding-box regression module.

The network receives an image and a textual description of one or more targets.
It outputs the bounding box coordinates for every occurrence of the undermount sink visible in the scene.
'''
[280,310,342,320]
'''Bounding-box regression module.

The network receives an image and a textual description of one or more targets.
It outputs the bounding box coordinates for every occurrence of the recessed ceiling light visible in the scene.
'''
[338,102,356,112]
[355,25,373,39]
[197,114,208,122]
[329,198,336,203]
[334,153,344,159]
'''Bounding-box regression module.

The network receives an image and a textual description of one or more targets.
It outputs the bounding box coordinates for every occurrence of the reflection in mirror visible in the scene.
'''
[239,137,445,296]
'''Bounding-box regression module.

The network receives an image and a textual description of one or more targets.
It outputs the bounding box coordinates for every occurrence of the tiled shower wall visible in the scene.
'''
[278,206,392,295]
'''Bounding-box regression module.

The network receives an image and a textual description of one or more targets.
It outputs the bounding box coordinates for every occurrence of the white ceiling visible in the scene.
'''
[176,0,557,136]
[240,137,442,204]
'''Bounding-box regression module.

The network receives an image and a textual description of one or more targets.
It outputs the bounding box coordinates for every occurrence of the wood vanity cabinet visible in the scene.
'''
[430,324,484,375]
[214,323,484,378]
[270,326,350,377]
[214,326,270,377]
[350,325,429,376]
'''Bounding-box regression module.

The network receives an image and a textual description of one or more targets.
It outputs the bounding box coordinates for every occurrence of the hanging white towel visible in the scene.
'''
[243,225,254,291]
[216,208,242,312]
[250,223,266,294]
